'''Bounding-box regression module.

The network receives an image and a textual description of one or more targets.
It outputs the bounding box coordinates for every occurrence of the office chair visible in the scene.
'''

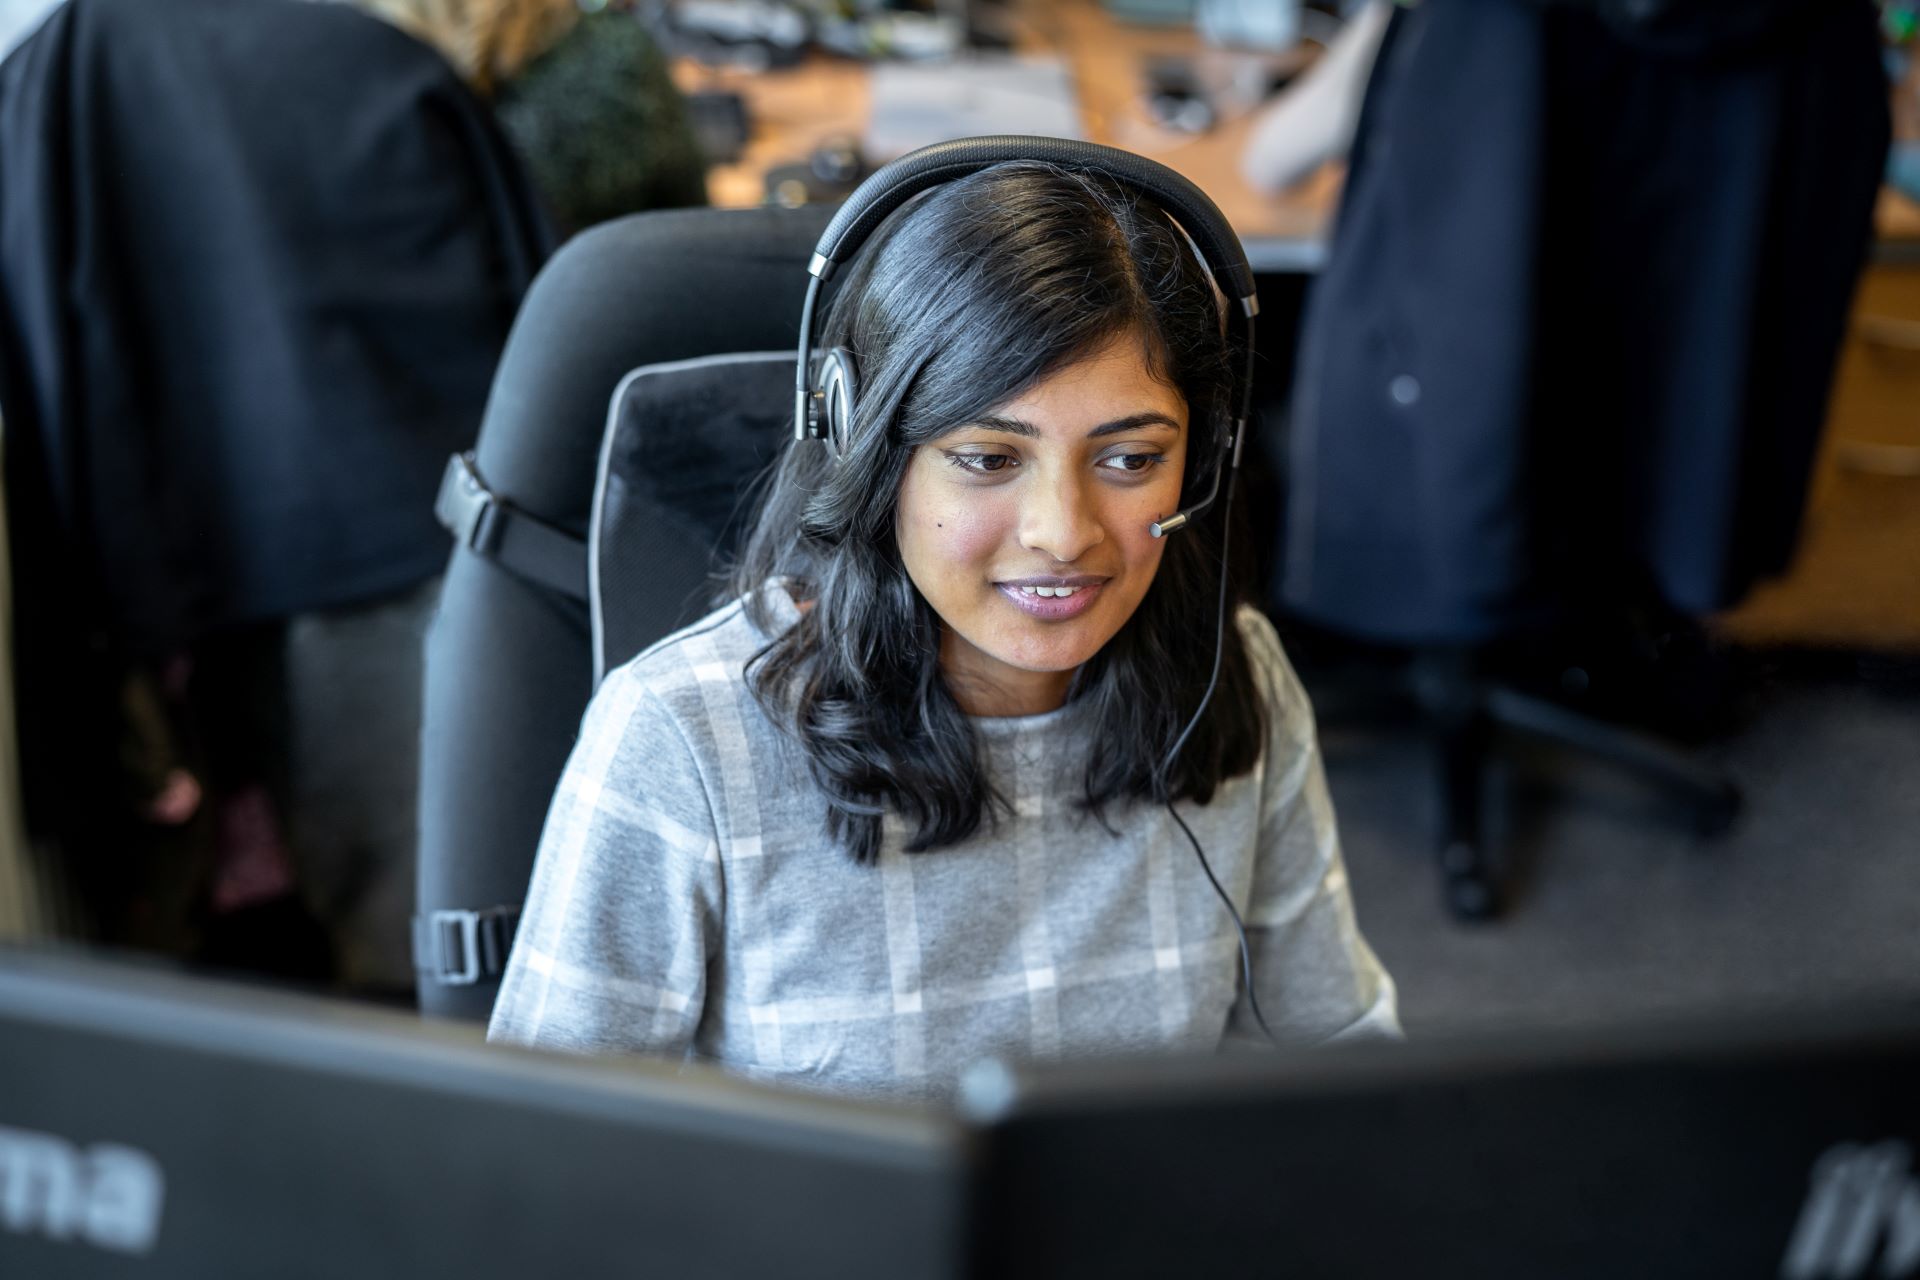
[1269,0,1884,922]
[1249,469,1744,925]
[415,203,835,1020]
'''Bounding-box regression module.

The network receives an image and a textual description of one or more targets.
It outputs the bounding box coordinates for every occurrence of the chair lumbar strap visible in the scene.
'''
[435,452,588,600]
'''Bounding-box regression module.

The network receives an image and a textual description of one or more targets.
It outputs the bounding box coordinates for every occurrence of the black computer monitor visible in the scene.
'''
[957,1005,1920,1280]
[9,947,1919,1280]
[0,948,967,1279]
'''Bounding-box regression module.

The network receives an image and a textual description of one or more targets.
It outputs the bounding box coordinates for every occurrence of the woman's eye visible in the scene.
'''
[1099,451,1165,475]
[946,452,1016,475]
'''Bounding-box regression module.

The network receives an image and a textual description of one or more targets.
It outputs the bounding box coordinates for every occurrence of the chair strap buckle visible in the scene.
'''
[434,451,495,553]
[414,906,520,987]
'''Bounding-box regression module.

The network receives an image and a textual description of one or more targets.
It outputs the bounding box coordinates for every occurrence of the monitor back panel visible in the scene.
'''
[0,952,968,1280]
[968,1014,1920,1280]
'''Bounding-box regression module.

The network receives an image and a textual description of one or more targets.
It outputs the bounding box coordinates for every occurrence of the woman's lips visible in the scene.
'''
[995,579,1106,620]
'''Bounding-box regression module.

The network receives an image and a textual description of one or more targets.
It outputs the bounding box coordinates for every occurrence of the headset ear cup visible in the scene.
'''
[818,346,860,458]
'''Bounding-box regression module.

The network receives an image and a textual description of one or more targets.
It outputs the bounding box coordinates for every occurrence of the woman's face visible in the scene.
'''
[894,329,1189,717]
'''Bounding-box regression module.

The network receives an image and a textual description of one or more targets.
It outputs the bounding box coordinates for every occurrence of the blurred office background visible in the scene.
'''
[0,0,1913,1045]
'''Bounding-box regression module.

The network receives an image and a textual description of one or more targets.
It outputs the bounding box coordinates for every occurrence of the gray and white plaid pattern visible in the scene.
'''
[489,587,1399,1101]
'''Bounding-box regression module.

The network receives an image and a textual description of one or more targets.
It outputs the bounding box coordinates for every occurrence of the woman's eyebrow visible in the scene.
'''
[964,412,1183,438]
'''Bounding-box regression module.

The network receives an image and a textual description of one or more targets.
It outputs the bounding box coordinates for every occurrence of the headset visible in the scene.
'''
[790,136,1276,1044]
[793,135,1258,535]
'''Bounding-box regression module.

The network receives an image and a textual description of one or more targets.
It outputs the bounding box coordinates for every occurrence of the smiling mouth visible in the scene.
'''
[995,577,1108,619]
[997,575,1107,595]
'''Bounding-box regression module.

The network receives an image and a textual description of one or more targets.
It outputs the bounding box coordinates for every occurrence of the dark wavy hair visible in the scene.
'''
[731,161,1265,865]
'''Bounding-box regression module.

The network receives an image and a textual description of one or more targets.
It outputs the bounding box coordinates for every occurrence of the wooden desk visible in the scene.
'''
[1715,229,1920,651]
[673,0,1337,272]
[1875,188,1920,264]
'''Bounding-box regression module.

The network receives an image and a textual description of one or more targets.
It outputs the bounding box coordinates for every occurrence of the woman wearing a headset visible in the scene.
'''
[487,158,1398,1101]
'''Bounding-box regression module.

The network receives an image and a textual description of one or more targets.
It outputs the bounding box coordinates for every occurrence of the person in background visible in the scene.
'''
[356,0,708,235]
[1240,0,1390,198]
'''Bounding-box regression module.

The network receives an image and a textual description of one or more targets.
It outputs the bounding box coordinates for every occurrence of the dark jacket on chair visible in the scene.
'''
[1279,0,1888,644]
[0,0,553,840]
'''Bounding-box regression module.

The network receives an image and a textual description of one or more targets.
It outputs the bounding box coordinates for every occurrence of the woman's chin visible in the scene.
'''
[983,628,1112,678]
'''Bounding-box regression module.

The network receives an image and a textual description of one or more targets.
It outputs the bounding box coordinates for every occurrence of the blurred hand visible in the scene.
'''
[1241,0,1392,195]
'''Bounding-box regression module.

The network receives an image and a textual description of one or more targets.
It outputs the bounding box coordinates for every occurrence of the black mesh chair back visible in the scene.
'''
[417,205,835,1019]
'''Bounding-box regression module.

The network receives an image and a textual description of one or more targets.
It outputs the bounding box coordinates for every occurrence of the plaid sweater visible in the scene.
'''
[487,587,1399,1103]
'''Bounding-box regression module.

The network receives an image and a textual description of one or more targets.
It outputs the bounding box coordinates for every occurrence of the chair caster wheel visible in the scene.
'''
[1444,870,1499,922]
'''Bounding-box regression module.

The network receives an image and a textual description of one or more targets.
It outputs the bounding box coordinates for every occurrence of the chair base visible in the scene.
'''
[1414,651,1742,923]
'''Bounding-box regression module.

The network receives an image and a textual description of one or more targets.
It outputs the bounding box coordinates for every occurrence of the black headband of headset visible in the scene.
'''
[805,135,1259,318]
[794,135,1258,433]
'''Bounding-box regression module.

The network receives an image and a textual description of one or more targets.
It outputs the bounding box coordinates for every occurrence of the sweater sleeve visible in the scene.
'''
[487,663,724,1058]
[1225,610,1401,1048]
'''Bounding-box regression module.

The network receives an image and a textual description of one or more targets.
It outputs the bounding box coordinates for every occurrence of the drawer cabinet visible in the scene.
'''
[1714,259,1920,650]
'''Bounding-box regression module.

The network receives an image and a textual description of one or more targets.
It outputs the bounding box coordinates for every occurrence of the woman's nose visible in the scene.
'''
[1018,468,1105,563]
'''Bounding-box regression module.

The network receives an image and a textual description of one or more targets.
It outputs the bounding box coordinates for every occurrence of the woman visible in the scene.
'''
[487,161,1398,1102]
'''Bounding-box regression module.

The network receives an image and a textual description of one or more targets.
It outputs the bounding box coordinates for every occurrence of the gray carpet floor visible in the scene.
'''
[1320,659,1920,1039]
